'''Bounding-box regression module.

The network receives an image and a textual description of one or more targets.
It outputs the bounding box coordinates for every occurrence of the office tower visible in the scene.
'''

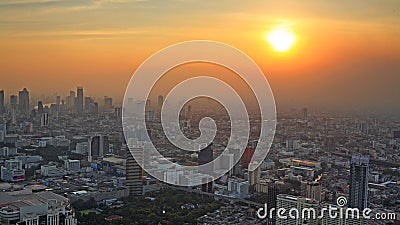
[76,86,83,112]
[84,96,93,111]
[305,181,322,202]
[90,102,99,114]
[10,94,18,110]
[56,95,61,105]
[0,90,4,114]
[18,88,30,116]
[0,122,6,143]
[115,106,122,119]
[126,147,143,196]
[240,146,255,169]
[37,101,44,114]
[104,96,113,112]
[68,91,75,112]
[218,152,234,175]
[198,143,213,165]
[266,182,290,225]
[1,159,25,182]
[349,155,369,210]
[248,166,261,193]
[40,113,49,127]
[88,135,109,161]
[276,194,319,225]
[157,95,163,110]
[198,143,214,192]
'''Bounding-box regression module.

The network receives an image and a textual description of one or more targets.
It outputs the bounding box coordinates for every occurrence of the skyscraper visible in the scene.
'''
[104,96,113,112]
[157,95,163,110]
[76,86,83,112]
[126,147,143,196]
[349,155,369,210]
[10,95,17,110]
[18,88,29,116]
[305,181,322,202]
[240,146,255,169]
[0,90,4,114]
[40,113,49,127]
[37,101,44,114]
[88,135,109,161]
[198,143,214,192]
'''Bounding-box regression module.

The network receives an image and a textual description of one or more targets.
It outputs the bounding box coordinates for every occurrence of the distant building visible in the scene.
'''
[126,148,143,196]
[76,86,84,112]
[0,89,4,114]
[37,101,44,114]
[10,95,18,110]
[157,95,163,111]
[305,181,322,202]
[104,96,113,112]
[18,88,30,116]
[0,122,6,143]
[349,155,369,210]
[240,146,255,169]
[40,113,49,127]
[88,135,109,161]
[248,166,261,193]
[1,159,25,182]
[198,143,214,192]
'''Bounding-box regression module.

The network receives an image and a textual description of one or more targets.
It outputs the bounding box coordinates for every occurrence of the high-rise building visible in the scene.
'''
[349,155,369,210]
[276,194,319,225]
[56,95,61,105]
[68,91,75,112]
[0,122,6,143]
[88,135,109,161]
[40,113,49,127]
[76,86,83,112]
[126,148,143,196]
[1,159,25,182]
[0,90,4,114]
[18,88,29,116]
[157,95,163,110]
[240,146,255,169]
[37,101,44,114]
[305,181,322,202]
[248,166,261,193]
[266,182,290,225]
[10,95,18,110]
[104,96,113,112]
[84,97,93,111]
[198,143,214,192]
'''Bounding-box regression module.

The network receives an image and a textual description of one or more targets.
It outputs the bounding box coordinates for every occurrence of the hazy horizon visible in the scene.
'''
[1,0,400,112]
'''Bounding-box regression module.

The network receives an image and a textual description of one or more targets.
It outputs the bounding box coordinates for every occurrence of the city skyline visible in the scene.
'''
[1,1,400,111]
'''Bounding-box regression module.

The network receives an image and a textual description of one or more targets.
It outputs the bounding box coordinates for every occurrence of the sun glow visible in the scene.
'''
[265,27,296,52]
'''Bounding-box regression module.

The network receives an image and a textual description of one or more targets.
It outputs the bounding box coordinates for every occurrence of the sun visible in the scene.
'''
[265,28,296,52]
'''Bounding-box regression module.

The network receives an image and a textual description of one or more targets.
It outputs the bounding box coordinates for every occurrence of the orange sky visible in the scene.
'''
[0,0,400,111]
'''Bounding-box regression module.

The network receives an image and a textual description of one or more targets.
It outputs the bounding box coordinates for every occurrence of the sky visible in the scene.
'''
[0,0,399,111]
